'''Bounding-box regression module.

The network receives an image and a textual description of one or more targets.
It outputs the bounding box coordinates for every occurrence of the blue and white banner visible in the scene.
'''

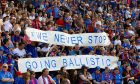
[25,27,111,46]
[18,55,118,73]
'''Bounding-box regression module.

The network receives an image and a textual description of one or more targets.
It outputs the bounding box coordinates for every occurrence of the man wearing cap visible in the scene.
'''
[92,66,102,84]
[0,63,14,84]
[14,71,25,84]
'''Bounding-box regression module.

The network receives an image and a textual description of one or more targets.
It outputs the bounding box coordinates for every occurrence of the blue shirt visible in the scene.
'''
[92,73,102,82]
[2,46,10,54]
[84,19,92,28]
[0,56,7,64]
[6,58,15,75]
[0,71,13,84]
[54,6,59,18]
[53,77,59,84]
[25,44,38,58]
[68,50,82,55]
[102,72,113,82]
[14,77,25,84]
[113,74,123,84]
[11,36,21,43]
[32,1,40,8]
[46,8,52,18]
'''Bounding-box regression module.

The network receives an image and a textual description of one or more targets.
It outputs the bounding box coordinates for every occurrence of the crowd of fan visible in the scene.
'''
[0,0,140,84]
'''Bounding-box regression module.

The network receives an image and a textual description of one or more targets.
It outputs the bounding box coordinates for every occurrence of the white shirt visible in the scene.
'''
[4,21,13,32]
[114,39,122,45]
[13,48,26,58]
[128,30,135,35]
[44,77,49,84]
[42,17,47,22]
[29,15,35,20]
[38,75,56,84]
[136,45,140,52]
[39,17,43,21]
[125,10,131,19]
[41,47,49,52]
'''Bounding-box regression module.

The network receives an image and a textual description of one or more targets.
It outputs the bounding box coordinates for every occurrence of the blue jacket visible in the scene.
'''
[14,77,25,84]
[25,44,38,58]
[0,71,13,84]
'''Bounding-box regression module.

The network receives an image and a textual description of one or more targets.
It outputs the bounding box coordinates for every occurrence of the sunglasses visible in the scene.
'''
[3,66,8,68]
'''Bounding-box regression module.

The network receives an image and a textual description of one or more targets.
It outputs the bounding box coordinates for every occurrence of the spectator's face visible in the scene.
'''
[62,67,66,72]
[114,69,119,74]
[3,65,8,71]
[89,51,95,55]
[19,44,25,49]
[101,49,105,54]
[11,18,16,23]
[56,74,61,79]
[66,13,69,17]
[96,24,101,28]
[84,68,88,72]
[126,66,131,71]
[95,70,100,74]
[44,14,47,17]
[111,51,116,55]
[8,54,12,59]
[43,69,49,76]
[105,67,109,73]
[39,13,42,16]
[75,45,79,50]
[31,73,35,78]
[28,20,32,26]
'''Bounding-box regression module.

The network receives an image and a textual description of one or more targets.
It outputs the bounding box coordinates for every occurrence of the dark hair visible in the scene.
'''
[42,68,48,74]
[30,71,35,75]
[3,38,9,44]
[60,66,65,73]
[18,42,25,46]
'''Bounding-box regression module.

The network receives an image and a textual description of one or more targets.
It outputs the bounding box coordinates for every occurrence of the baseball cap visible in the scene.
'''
[16,71,22,76]
[81,65,88,69]
[95,66,100,70]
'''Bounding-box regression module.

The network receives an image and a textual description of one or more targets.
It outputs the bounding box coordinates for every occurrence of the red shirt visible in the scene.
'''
[88,24,94,33]
[1,0,7,8]
[32,20,41,29]
[56,19,64,27]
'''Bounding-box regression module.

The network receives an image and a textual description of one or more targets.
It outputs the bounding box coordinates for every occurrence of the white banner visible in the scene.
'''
[25,27,111,46]
[18,55,119,73]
